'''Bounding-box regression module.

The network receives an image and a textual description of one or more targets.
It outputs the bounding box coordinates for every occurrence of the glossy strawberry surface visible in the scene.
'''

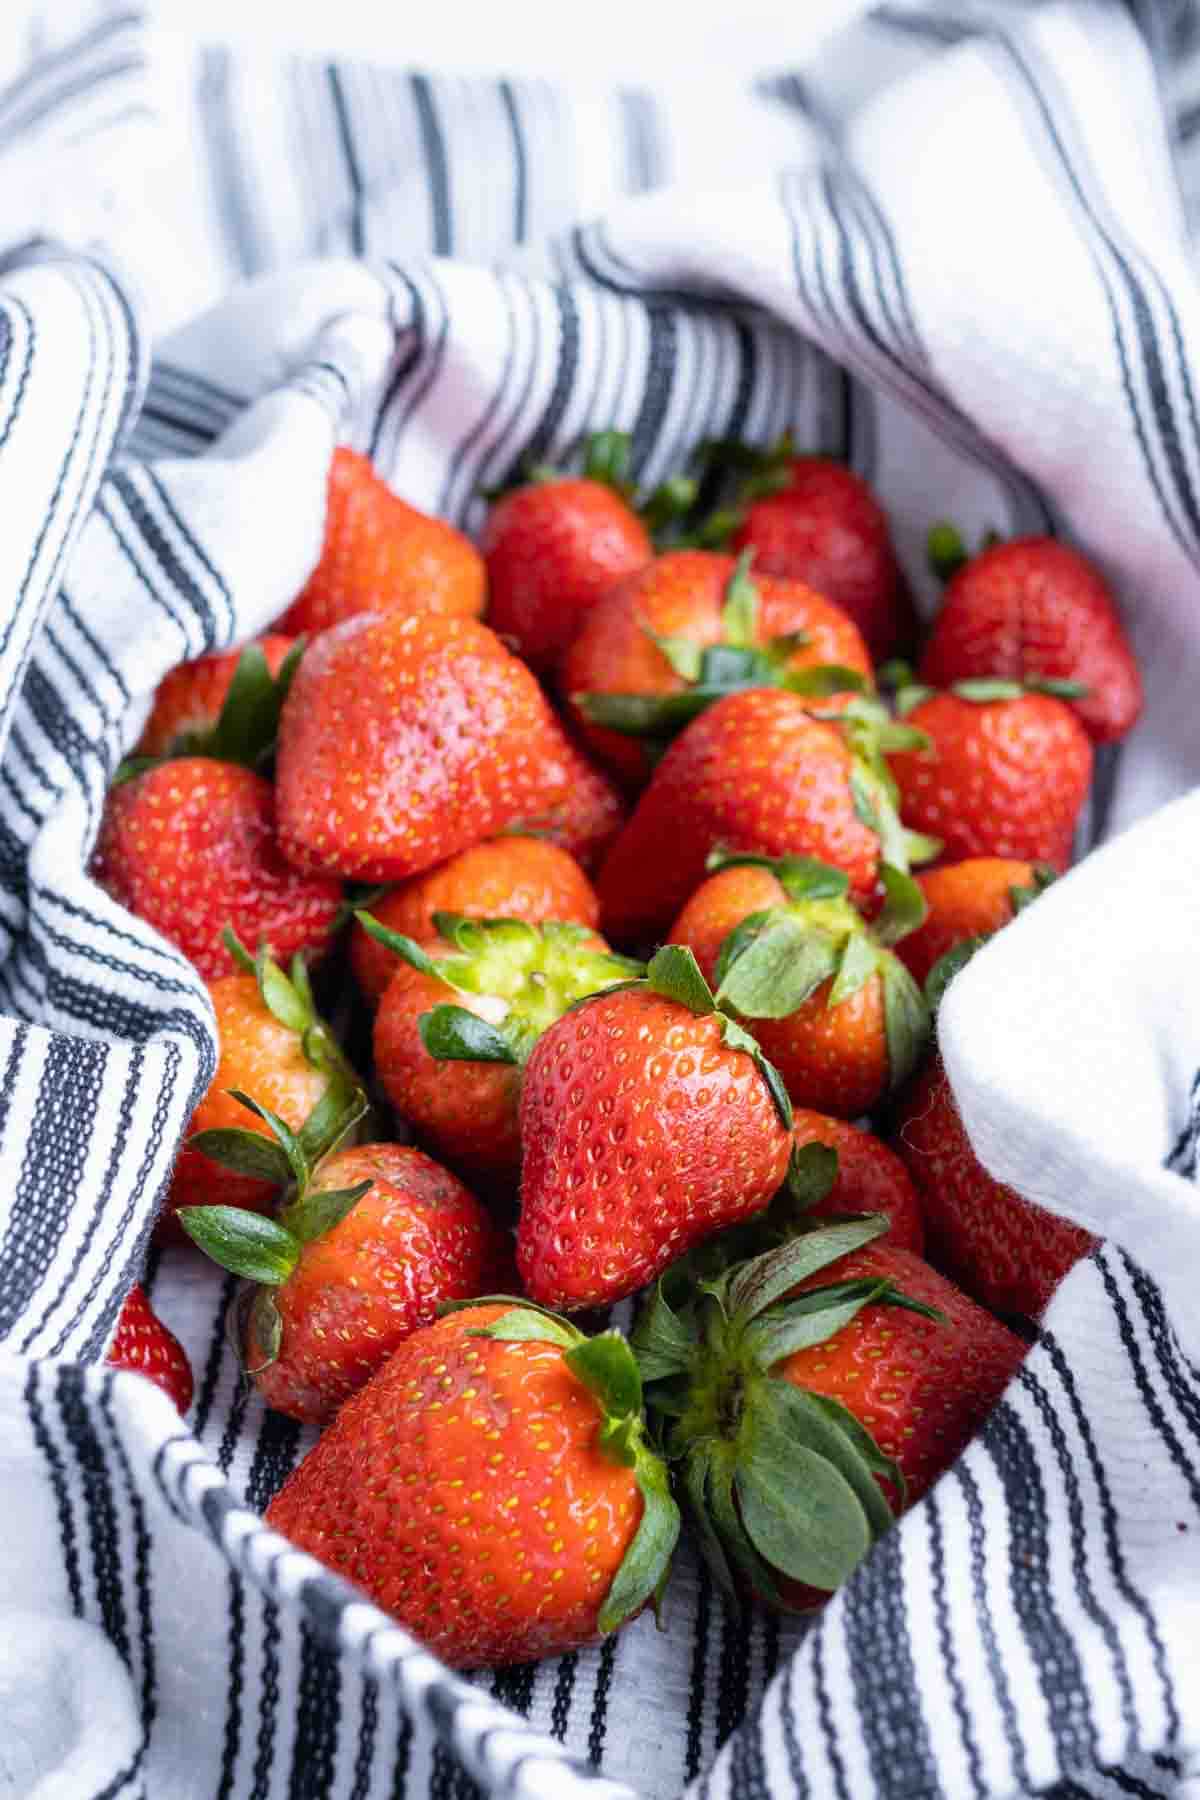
[93,760,342,980]
[266,1304,645,1668]
[789,1110,924,1253]
[275,611,574,881]
[897,857,1035,988]
[107,1283,194,1412]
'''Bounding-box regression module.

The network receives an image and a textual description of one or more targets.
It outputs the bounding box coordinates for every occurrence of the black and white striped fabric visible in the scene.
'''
[1,2,1199,1796]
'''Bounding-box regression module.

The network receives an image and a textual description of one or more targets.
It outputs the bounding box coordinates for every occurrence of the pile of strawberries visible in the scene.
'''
[99,434,1140,1670]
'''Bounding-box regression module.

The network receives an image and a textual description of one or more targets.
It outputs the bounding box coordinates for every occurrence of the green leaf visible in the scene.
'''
[178,1206,301,1285]
[645,944,715,1016]
[876,660,915,692]
[112,755,159,787]
[222,925,257,976]
[245,1289,283,1372]
[353,913,440,977]
[226,1090,310,1191]
[640,474,699,536]
[708,1445,782,1605]
[418,1005,520,1064]
[903,829,943,866]
[725,1216,888,1323]
[582,428,633,492]
[720,549,760,647]
[566,1332,644,1433]
[210,644,281,767]
[895,683,936,717]
[743,1277,894,1369]
[281,1178,372,1245]
[1026,675,1089,700]
[574,687,722,739]
[780,664,869,698]
[704,848,849,905]
[255,948,312,1037]
[714,912,840,1019]
[950,678,1025,703]
[784,1141,839,1212]
[880,955,931,1089]
[924,937,987,1013]
[643,626,704,683]
[598,1444,682,1632]
[1010,864,1057,914]
[736,1439,871,1592]
[629,1283,699,1385]
[715,1015,794,1131]
[294,1075,368,1172]
[927,521,968,583]
[697,644,774,687]
[873,863,929,947]
[827,931,879,1008]
[849,766,921,876]
[186,1126,293,1186]
[760,1379,899,1538]
[472,1306,581,1349]
[681,1447,737,1598]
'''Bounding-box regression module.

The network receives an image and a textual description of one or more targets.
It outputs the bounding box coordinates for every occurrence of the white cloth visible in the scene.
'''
[0,3,1199,1797]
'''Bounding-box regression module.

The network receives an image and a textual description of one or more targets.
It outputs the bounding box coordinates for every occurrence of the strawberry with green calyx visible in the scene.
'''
[133,635,302,766]
[887,686,1093,871]
[631,1221,1025,1609]
[482,430,654,672]
[516,944,795,1312]
[596,687,936,946]
[502,738,628,874]
[165,928,366,1231]
[897,858,1055,991]
[349,836,599,1007]
[562,549,872,789]
[180,1142,509,1423]
[789,1111,925,1254]
[107,1283,194,1413]
[668,850,931,1118]
[919,533,1142,743]
[265,1300,680,1669]
[365,911,643,1180]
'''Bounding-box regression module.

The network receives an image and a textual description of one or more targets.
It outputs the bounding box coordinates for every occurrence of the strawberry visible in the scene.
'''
[92,759,342,981]
[482,434,653,672]
[561,549,872,789]
[265,1300,680,1669]
[504,739,628,874]
[893,1058,1097,1319]
[633,1220,1024,1608]
[596,691,935,947]
[350,836,600,1007]
[666,851,930,1119]
[181,1142,509,1423]
[897,858,1053,989]
[790,1110,924,1253]
[107,1283,194,1413]
[368,914,641,1182]
[887,689,1092,871]
[275,611,575,882]
[517,946,794,1311]
[726,454,907,661]
[277,448,485,637]
[166,938,363,1229]
[918,535,1142,743]
[136,635,298,759]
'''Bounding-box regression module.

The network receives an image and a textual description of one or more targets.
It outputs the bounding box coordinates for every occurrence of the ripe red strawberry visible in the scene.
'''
[166,945,360,1229]
[561,549,873,789]
[369,915,641,1182]
[729,456,907,661]
[790,1110,924,1253]
[596,690,932,946]
[107,1283,194,1412]
[918,537,1142,743]
[897,858,1051,989]
[633,1221,1024,1608]
[275,611,575,882]
[893,1058,1097,1319]
[266,1301,680,1669]
[351,836,599,1007]
[517,946,794,1310]
[278,448,485,637]
[483,469,652,672]
[136,635,297,758]
[181,1143,510,1423]
[888,690,1092,871]
[505,739,628,873]
[92,760,342,981]
[667,852,929,1119]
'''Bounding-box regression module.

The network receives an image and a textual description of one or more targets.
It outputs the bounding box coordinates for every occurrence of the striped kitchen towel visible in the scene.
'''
[1,1,1199,1796]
